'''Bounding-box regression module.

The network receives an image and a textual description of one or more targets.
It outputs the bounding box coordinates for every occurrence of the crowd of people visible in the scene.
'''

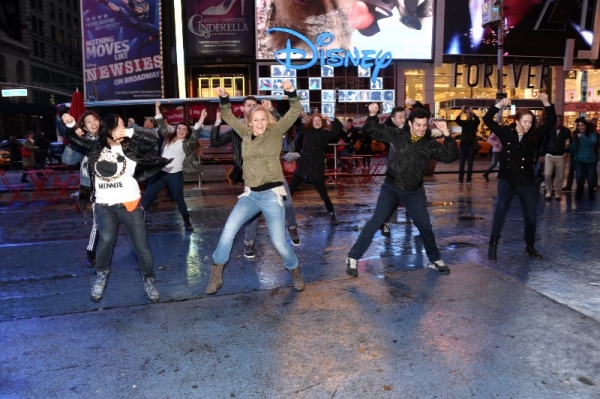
[10,86,597,303]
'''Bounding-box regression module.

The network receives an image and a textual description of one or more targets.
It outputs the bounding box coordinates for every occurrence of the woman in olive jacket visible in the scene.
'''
[482,93,556,262]
[206,80,304,295]
[289,113,344,224]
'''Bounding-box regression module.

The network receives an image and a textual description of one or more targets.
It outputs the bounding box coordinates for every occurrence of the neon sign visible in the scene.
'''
[267,28,392,84]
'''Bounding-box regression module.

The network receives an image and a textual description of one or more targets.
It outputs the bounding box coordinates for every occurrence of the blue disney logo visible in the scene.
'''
[267,28,392,84]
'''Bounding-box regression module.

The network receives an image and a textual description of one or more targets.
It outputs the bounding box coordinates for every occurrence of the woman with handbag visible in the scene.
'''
[141,103,203,231]
[20,132,38,182]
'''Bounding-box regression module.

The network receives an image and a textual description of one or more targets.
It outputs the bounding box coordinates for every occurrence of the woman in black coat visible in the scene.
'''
[289,113,343,224]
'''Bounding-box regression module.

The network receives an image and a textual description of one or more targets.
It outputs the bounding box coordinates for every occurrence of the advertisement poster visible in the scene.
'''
[82,0,163,101]
[256,0,434,61]
[444,0,596,59]
[186,0,255,57]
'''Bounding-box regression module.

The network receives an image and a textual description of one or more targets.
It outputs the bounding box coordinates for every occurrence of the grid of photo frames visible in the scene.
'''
[259,65,396,117]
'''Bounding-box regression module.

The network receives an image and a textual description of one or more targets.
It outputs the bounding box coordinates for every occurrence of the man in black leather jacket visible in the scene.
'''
[346,103,458,277]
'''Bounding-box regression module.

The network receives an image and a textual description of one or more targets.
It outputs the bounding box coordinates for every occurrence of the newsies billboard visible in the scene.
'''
[81,0,163,101]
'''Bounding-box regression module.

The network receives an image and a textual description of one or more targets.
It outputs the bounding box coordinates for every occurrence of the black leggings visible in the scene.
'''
[289,174,334,213]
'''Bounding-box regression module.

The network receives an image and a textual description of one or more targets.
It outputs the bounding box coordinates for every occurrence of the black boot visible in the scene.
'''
[482,172,489,182]
[525,242,543,259]
[183,214,193,232]
[589,189,596,200]
[85,250,96,268]
[329,211,339,225]
[575,187,584,200]
[487,236,499,262]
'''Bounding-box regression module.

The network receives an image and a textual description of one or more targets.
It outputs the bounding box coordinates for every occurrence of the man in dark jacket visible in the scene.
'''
[346,103,458,276]
[455,105,480,183]
[539,114,571,200]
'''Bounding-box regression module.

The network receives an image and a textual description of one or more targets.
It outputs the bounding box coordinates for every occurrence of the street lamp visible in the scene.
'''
[482,0,505,121]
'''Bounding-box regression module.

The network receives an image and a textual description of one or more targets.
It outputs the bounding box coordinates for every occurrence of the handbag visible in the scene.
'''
[21,146,31,157]
[226,163,243,185]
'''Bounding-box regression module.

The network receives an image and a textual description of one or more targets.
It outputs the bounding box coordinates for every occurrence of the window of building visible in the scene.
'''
[53,48,57,63]
[73,37,78,50]
[40,43,45,59]
[73,16,78,32]
[0,55,5,81]
[67,34,71,47]
[38,19,44,35]
[16,60,25,82]
[31,16,37,32]
[66,0,70,7]
[61,51,65,66]
[33,40,39,57]
[50,4,55,18]
[68,54,73,68]
[59,9,63,24]
[59,30,64,44]
[51,26,56,41]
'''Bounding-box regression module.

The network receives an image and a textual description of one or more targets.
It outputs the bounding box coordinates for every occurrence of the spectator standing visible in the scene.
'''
[539,115,571,200]
[569,117,598,200]
[20,132,38,183]
[8,136,22,171]
[455,105,480,184]
[34,131,49,170]
[482,94,556,262]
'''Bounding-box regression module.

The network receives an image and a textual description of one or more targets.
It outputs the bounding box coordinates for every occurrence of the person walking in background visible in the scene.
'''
[539,115,571,200]
[482,132,502,182]
[63,112,171,303]
[455,105,480,184]
[8,136,22,171]
[211,96,302,256]
[34,131,49,170]
[346,103,458,277]
[482,94,556,262]
[206,81,305,295]
[141,103,202,232]
[569,117,598,200]
[289,112,344,225]
[20,132,38,183]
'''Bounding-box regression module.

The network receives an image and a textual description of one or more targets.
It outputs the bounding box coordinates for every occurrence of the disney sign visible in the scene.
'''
[267,28,392,84]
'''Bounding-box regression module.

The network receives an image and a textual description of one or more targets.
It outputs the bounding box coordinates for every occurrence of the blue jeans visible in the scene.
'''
[348,181,441,262]
[484,152,500,174]
[575,161,595,192]
[458,143,475,182]
[244,178,297,245]
[95,202,155,281]
[141,171,188,217]
[491,179,537,243]
[213,189,298,270]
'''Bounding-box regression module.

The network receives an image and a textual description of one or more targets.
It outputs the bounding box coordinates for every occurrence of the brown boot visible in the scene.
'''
[290,266,305,291]
[205,263,224,294]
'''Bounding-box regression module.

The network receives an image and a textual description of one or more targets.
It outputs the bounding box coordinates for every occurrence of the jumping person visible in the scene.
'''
[346,103,458,277]
[206,80,304,294]
[482,93,556,262]
[63,112,171,302]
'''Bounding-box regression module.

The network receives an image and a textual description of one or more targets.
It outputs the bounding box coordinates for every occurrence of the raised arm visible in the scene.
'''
[483,98,511,136]
[214,87,251,137]
[363,103,398,143]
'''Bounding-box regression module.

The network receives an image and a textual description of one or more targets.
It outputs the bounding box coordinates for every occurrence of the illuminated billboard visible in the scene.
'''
[256,0,434,62]
[444,0,596,59]
[81,0,163,101]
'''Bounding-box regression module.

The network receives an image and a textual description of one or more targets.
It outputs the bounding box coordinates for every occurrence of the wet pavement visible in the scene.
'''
[1,158,600,398]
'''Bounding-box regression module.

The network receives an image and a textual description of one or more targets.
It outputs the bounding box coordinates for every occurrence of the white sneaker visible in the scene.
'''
[346,257,358,277]
[144,278,160,302]
[545,192,551,199]
[91,271,109,301]
[428,260,450,274]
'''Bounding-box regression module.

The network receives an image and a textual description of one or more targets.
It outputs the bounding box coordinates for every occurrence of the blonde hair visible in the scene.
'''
[247,105,277,128]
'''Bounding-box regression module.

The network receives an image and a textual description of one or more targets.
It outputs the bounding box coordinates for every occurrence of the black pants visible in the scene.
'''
[289,174,334,213]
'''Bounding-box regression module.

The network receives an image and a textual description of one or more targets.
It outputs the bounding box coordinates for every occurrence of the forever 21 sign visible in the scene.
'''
[451,63,551,90]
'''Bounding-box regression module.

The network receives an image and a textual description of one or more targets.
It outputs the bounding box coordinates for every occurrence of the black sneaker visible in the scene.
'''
[381,223,391,237]
[288,226,301,246]
[428,260,450,274]
[243,245,255,259]
[346,257,358,277]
